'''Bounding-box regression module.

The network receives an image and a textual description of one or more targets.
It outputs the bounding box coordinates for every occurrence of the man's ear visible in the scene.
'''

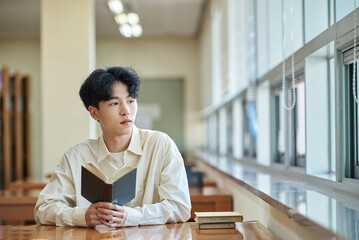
[88,106,99,121]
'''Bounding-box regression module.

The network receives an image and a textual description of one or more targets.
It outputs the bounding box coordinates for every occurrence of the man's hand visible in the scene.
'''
[85,202,127,228]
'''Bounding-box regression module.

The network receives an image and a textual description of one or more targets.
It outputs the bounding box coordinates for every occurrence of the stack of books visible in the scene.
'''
[194,211,243,229]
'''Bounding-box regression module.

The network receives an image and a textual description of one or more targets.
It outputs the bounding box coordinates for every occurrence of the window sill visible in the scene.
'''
[191,150,359,240]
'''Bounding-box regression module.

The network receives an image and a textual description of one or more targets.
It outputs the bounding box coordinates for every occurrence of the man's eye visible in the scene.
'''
[111,102,118,106]
[129,100,135,104]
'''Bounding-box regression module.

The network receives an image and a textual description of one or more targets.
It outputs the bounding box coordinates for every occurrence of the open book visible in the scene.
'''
[81,163,137,205]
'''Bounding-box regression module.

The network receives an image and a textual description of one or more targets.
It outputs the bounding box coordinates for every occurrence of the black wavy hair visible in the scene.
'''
[79,66,141,110]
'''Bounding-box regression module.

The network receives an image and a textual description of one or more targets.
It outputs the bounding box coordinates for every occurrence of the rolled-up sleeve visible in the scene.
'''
[34,155,88,227]
[123,137,191,226]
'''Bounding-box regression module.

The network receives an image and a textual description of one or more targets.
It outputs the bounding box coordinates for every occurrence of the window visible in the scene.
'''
[336,0,355,22]
[293,80,306,167]
[304,0,329,43]
[207,113,218,153]
[273,90,285,164]
[243,100,257,158]
[305,42,333,177]
[344,62,359,179]
[227,104,233,155]
[272,76,306,168]
[329,57,336,173]
[212,7,223,104]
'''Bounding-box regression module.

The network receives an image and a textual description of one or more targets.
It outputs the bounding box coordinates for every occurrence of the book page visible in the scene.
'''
[109,165,134,183]
[86,163,105,181]
[195,211,243,218]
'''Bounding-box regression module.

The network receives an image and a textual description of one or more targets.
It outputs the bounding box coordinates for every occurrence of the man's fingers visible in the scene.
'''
[100,218,126,228]
[87,203,127,228]
[97,208,125,217]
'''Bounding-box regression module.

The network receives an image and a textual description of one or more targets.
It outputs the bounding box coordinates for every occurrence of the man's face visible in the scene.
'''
[90,82,138,138]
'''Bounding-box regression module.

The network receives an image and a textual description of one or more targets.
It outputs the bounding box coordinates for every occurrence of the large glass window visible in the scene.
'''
[293,80,306,167]
[243,100,257,158]
[304,0,329,43]
[227,104,233,155]
[329,57,336,174]
[336,0,356,22]
[274,90,285,164]
[212,7,223,104]
[283,0,303,57]
[344,62,359,179]
[272,77,306,168]
[207,113,218,153]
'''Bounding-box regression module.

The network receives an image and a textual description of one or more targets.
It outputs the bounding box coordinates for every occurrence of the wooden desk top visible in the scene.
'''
[0,221,279,240]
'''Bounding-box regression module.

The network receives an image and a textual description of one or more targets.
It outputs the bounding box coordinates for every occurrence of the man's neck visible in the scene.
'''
[103,133,132,153]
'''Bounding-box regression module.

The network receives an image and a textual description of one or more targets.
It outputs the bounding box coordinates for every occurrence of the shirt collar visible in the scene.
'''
[126,125,143,156]
[97,136,111,163]
[97,125,143,163]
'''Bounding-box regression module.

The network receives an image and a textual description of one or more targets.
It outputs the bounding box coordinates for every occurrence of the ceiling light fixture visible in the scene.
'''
[119,24,132,38]
[132,24,143,37]
[127,13,139,25]
[108,0,143,38]
[115,13,128,25]
[107,0,123,14]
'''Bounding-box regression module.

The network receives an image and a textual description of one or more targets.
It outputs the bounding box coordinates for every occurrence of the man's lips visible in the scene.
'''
[120,119,132,124]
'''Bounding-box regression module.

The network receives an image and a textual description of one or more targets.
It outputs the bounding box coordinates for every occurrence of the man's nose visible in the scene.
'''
[120,104,131,116]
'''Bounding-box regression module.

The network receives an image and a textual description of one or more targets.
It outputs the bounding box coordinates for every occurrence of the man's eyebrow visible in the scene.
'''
[108,95,133,100]
[108,96,119,100]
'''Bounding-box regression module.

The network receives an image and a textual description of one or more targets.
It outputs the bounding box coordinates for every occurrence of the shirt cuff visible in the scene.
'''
[72,207,89,227]
[123,206,141,227]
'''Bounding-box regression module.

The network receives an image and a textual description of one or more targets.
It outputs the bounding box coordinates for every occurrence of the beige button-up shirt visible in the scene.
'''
[34,126,191,227]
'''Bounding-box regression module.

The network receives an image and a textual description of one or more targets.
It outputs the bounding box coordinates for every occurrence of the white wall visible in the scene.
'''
[96,37,202,152]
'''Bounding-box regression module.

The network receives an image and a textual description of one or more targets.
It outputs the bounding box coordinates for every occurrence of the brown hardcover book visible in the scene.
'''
[194,228,243,240]
[81,163,137,205]
[198,222,236,229]
[194,211,243,224]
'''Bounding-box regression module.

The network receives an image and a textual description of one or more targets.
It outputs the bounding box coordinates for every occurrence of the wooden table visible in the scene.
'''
[0,189,40,223]
[0,187,232,223]
[0,221,279,239]
[189,187,232,219]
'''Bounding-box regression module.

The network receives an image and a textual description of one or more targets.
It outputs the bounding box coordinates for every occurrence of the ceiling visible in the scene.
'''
[0,0,206,39]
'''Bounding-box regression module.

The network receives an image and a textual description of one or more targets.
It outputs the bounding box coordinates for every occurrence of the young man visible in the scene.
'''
[34,66,191,227]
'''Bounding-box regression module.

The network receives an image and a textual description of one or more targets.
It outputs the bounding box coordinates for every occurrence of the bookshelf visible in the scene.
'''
[0,66,31,189]
[22,76,31,179]
[1,67,11,189]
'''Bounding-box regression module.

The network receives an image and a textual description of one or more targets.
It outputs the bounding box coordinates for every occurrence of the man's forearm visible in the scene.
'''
[123,199,190,227]
[35,198,88,227]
